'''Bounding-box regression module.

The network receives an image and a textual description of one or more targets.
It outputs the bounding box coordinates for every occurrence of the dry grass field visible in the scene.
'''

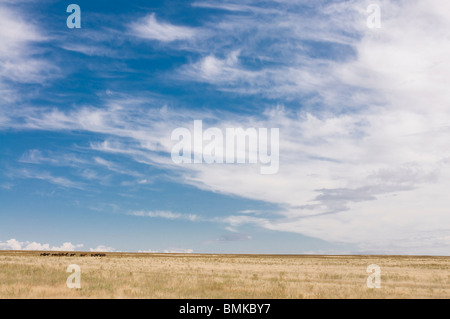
[0,250,448,299]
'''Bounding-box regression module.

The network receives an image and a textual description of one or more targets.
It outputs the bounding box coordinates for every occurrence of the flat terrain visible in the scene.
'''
[0,251,448,298]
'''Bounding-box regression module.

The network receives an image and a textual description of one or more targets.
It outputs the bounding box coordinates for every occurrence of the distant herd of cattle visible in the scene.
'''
[40,252,106,257]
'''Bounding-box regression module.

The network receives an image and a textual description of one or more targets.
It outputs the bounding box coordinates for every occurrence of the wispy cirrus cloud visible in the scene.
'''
[176,0,362,102]
[14,169,85,190]
[19,149,89,166]
[0,3,59,90]
[60,43,120,58]
[94,157,142,178]
[129,13,198,42]
[4,92,450,254]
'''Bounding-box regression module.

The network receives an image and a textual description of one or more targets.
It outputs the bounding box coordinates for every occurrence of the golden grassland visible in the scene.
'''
[0,250,448,299]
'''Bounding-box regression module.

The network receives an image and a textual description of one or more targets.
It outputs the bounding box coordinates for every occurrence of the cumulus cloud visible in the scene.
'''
[52,242,84,251]
[89,245,116,252]
[0,239,23,250]
[0,238,83,251]
[138,249,159,253]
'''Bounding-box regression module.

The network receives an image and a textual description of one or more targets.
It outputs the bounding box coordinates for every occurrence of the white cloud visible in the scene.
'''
[89,245,116,252]
[239,210,261,215]
[60,43,118,58]
[24,242,51,250]
[159,0,450,255]
[138,249,159,253]
[178,1,362,99]
[94,157,142,177]
[0,3,58,107]
[19,149,89,166]
[19,149,48,164]
[185,50,242,82]
[163,248,194,254]
[0,4,56,84]
[0,238,83,251]
[0,239,23,250]
[130,13,197,42]
[52,242,84,251]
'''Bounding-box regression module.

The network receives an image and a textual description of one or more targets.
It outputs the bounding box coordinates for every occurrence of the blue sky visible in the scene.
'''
[1,0,450,255]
